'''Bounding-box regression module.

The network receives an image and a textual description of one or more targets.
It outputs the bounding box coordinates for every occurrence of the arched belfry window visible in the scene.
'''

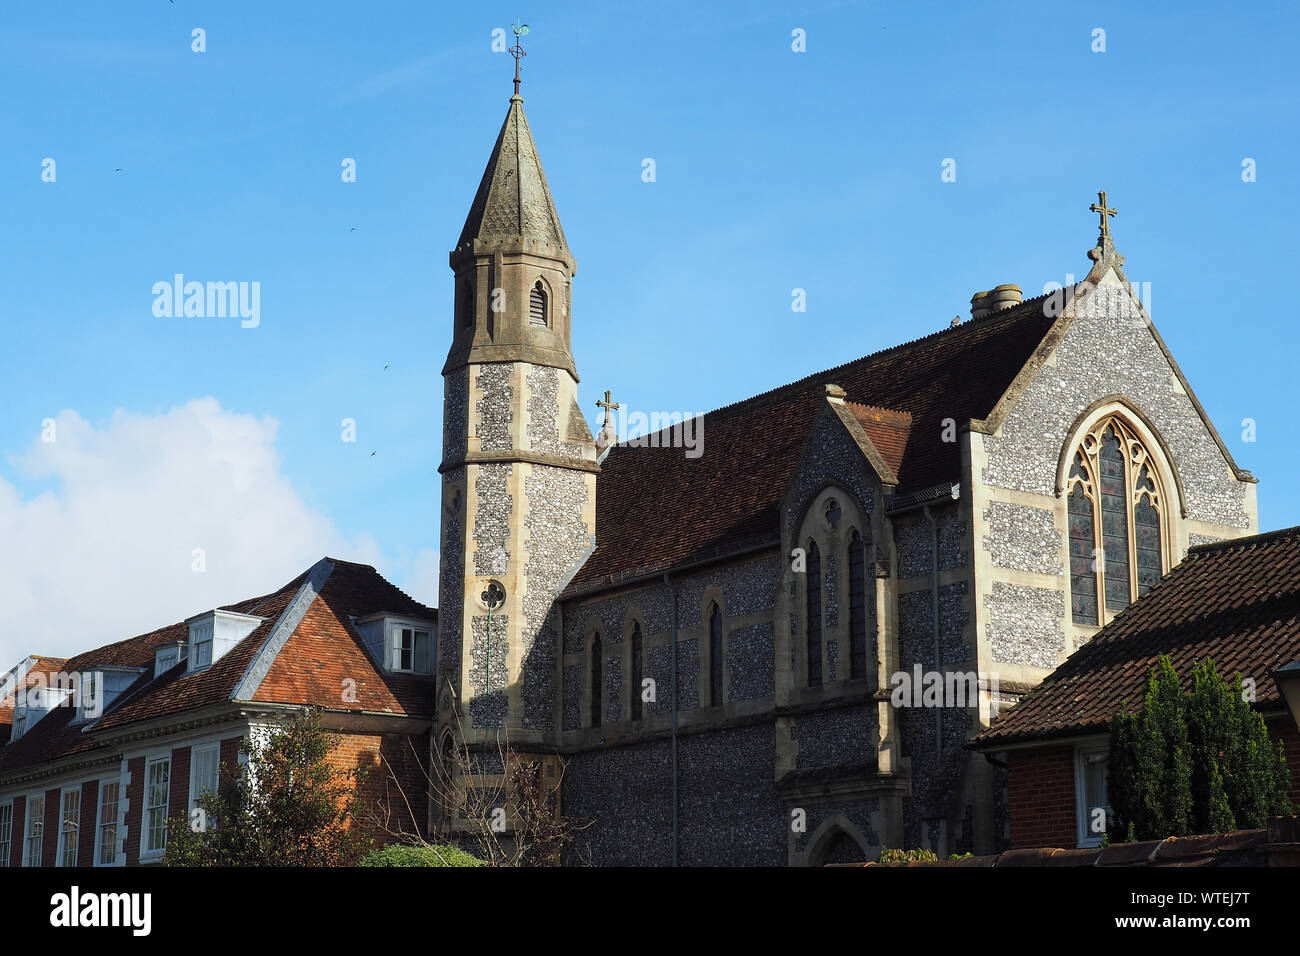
[629,622,644,721]
[806,540,823,687]
[1067,417,1167,626]
[590,631,603,728]
[708,602,723,707]
[529,280,548,327]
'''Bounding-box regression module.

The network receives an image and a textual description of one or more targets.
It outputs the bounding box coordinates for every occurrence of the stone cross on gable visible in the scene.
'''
[1090,190,1117,242]
[597,390,620,431]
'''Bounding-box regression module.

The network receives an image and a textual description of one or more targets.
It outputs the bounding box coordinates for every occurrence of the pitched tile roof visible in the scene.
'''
[971,526,1300,748]
[565,297,1057,595]
[844,402,912,483]
[0,559,436,776]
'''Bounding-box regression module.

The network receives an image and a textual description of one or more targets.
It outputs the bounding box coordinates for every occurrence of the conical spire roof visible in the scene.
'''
[455,95,569,256]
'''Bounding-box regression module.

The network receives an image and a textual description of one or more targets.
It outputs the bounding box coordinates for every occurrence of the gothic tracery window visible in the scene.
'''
[1067,418,1166,626]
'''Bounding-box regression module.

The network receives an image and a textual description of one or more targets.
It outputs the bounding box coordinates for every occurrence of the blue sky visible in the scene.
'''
[1,1,1297,656]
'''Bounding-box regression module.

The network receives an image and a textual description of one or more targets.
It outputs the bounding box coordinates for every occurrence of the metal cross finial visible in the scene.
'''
[510,21,530,95]
[1090,190,1117,243]
[596,390,620,431]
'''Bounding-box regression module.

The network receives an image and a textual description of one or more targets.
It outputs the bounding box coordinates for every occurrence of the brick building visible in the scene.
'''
[0,559,434,867]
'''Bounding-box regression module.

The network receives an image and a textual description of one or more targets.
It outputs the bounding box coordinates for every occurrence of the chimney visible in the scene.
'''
[970,284,1022,319]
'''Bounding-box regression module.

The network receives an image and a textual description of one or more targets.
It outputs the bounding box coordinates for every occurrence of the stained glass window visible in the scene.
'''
[1066,418,1167,625]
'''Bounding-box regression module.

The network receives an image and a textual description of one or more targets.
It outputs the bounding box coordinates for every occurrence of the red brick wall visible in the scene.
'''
[328,731,430,839]
[1268,718,1300,806]
[123,756,145,866]
[9,796,24,868]
[42,787,59,865]
[170,745,191,829]
[1008,746,1078,849]
[78,780,99,867]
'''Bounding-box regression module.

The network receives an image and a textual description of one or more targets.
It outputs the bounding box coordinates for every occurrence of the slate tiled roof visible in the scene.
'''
[565,296,1057,595]
[971,526,1300,747]
[0,559,436,776]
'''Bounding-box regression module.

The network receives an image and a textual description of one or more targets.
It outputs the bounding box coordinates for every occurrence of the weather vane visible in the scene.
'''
[510,20,530,95]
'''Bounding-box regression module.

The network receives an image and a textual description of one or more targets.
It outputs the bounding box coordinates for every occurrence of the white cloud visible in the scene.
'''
[0,398,435,664]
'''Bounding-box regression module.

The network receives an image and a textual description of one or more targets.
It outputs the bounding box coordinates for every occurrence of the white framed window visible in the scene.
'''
[0,801,12,867]
[24,793,45,867]
[390,625,432,674]
[155,645,180,678]
[143,756,170,858]
[1075,745,1112,847]
[95,780,120,866]
[190,743,220,817]
[58,787,81,867]
[191,623,214,670]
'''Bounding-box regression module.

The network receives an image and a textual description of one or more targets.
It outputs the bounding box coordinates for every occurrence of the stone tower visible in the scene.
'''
[437,92,598,754]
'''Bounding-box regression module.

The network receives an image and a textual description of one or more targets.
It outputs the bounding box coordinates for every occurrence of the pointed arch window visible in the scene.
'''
[529,280,548,327]
[629,622,644,721]
[590,631,603,728]
[848,530,868,680]
[1067,417,1167,625]
[708,602,724,707]
[806,541,823,687]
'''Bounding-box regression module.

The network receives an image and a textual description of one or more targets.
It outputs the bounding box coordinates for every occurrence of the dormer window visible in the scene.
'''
[193,622,214,669]
[185,610,264,672]
[155,642,185,678]
[353,613,437,675]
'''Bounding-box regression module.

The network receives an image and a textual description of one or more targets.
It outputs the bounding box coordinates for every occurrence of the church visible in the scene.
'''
[0,79,1266,869]
[432,81,1258,865]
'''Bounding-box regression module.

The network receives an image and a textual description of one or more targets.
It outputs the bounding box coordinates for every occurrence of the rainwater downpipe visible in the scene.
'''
[664,571,678,867]
[923,505,941,758]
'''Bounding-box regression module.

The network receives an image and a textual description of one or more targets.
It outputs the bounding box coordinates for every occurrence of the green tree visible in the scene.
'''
[165,708,371,866]
[1108,655,1292,841]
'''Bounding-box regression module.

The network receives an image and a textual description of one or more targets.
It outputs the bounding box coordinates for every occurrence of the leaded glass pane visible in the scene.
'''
[1068,483,1099,625]
[1099,428,1131,611]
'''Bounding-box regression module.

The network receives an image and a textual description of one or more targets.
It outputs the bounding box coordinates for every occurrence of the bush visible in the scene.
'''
[1108,656,1292,842]
[877,847,938,864]
[358,843,484,867]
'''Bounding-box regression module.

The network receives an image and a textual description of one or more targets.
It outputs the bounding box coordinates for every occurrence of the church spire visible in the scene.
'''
[452,93,570,262]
